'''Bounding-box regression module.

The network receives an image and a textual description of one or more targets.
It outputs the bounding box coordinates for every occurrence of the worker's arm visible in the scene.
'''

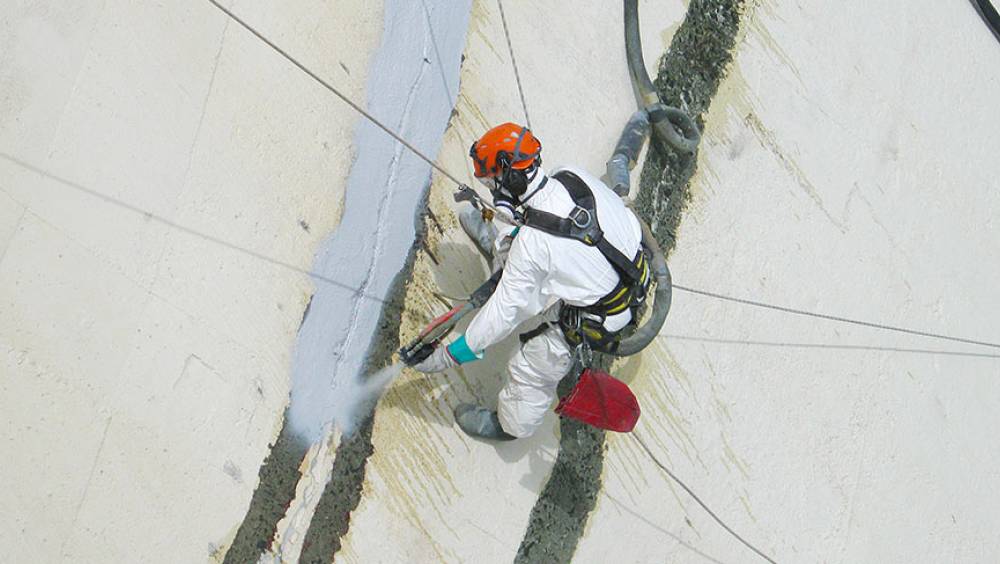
[447,231,548,363]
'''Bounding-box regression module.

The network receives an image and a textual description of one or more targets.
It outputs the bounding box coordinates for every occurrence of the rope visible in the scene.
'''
[496,0,532,128]
[204,0,466,188]
[673,285,1000,351]
[631,432,778,564]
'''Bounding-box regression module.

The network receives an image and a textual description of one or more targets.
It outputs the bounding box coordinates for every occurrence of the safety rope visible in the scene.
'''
[204,0,466,188]
[673,285,1000,350]
[496,0,532,128]
[632,432,778,563]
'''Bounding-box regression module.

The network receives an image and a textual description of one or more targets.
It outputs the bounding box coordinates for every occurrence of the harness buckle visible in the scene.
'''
[573,340,593,369]
[564,306,582,331]
[569,206,592,229]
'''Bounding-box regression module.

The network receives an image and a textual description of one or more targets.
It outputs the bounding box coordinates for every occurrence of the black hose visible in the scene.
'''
[971,0,1000,42]
[624,0,658,106]
[614,217,672,356]
[623,0,701,154]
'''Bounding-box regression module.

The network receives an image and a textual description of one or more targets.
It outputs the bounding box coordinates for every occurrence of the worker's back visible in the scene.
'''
[517,165,642,328]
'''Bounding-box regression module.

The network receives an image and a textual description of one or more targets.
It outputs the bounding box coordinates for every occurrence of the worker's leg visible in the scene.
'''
[497,325,574,438]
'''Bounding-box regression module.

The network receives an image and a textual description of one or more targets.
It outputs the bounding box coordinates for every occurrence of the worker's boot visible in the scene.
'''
[454,403,516,441]
[459,208,498,261]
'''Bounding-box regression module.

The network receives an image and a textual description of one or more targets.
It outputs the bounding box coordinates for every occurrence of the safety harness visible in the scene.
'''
[521,171,652,352]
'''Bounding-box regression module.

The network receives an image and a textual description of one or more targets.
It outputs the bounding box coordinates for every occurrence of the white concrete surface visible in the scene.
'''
[0,1,383,561]
[4,0,1000,562]
[576,1,1000,562]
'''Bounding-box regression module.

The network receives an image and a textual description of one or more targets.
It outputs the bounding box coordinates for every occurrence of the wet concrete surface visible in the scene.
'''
[298,199,428,563]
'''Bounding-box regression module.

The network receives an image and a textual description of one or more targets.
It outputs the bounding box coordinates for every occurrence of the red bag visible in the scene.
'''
[555,368,640,432]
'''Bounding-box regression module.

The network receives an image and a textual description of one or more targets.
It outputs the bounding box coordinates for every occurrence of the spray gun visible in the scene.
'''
[399,269,502,366]
[399,183,513,366]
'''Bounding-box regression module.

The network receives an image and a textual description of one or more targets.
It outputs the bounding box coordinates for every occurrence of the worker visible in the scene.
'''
[411,123,650,440]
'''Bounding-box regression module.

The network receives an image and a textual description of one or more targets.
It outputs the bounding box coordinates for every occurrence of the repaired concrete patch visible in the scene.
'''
[298,210,425,563]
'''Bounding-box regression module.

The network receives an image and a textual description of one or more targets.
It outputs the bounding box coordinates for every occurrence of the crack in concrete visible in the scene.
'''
[0,205,27,269]
[222,417,309,564]
[297,201,426,563]
[60,415,112,559]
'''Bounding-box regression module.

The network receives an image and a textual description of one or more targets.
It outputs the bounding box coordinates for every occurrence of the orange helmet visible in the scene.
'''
[469,123,542,179]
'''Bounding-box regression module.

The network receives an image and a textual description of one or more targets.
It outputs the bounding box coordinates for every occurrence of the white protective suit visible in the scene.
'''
[458,166,642,437]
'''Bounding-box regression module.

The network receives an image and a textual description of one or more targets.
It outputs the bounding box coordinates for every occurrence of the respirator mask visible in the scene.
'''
[477,176,521,225]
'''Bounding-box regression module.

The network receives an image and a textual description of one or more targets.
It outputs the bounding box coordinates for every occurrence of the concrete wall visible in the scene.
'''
[0,1,382,561]
[3,0,1000,562]
[578,1,1000,562]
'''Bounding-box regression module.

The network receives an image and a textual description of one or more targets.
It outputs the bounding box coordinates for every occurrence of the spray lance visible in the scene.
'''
[399,181,520,366]
[399,269,502,366]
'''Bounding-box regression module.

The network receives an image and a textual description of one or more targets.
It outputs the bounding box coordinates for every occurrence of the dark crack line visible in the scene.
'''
[297,196,427,563]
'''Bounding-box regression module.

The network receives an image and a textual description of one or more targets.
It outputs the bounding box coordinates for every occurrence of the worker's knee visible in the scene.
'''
[508,328,573,384]
[497,375,559,438]
[497,386,555,439]
[498,325,573,438]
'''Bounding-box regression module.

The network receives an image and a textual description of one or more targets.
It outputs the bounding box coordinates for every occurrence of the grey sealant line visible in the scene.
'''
[496,0,532,128]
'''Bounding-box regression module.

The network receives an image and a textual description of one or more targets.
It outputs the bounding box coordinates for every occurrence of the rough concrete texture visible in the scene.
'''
[514,367,606,564]
[224,419,309,563]
[637,0,746,248]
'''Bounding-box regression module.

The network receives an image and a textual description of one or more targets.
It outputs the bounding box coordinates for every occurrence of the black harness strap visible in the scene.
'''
[521,171,644,284]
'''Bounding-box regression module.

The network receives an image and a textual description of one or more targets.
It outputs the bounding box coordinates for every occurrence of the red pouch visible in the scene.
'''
[555,368,640,432]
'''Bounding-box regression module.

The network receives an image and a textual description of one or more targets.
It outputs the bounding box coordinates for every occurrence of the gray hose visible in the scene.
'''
[606,110,651,197]
[613,217,672,356]
[623,0,700,154]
